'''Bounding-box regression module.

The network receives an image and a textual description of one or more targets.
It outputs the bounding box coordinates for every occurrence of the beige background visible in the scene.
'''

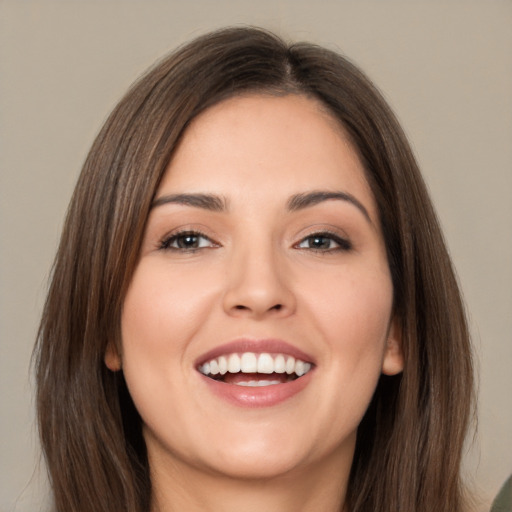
[1,1,511,511]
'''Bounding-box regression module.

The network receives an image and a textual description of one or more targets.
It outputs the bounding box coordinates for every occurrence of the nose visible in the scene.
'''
[222,243,296,320]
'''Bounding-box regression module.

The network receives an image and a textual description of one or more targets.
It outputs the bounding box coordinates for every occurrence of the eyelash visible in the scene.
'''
[159,230,218,252]
[295,231,352,252]
[159,230,352,253]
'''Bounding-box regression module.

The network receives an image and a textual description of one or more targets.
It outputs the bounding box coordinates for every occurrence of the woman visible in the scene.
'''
[34,27,474,512]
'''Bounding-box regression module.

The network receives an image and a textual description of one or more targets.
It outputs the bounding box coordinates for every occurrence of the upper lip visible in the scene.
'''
[195,338,315,367]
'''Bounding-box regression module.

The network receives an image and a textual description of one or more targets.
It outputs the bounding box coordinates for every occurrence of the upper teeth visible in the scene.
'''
[198,352,312,377]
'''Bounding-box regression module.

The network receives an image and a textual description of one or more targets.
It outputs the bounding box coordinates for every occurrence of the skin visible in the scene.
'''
[106,94,403,512]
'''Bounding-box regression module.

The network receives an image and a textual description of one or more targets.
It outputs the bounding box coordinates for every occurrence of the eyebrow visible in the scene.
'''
[287,191,372,223]
[151,190,372,223]
[151,193,228,212]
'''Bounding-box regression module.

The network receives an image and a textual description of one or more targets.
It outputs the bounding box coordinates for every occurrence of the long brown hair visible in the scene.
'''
[35,27,474,512]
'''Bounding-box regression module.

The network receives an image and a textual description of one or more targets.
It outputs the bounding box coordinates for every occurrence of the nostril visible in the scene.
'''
[233,303,283,312]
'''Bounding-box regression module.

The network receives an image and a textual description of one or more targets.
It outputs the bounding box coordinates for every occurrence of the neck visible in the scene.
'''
[149,445,352,512]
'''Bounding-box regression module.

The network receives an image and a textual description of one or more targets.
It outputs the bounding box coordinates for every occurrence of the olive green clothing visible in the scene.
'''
[490,475,512,512]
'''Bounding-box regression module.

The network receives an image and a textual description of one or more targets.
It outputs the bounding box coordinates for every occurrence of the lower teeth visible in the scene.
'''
[236,380,282,387]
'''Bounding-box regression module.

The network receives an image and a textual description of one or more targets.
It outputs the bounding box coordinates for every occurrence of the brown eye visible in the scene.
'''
[160,231,216,251]
[297,233,352,252]
[305,235,332,250]
[175,234,201,248]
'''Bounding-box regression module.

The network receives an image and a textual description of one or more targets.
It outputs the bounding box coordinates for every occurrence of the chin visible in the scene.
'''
[202,448,309,481]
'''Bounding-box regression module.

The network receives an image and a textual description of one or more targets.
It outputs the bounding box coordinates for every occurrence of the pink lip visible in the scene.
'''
[199,370,314,408]
[196,338,315,408]
[195,338,315,366]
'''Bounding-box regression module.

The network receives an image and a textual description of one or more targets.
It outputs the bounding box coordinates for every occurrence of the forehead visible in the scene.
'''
[160,93,376,217]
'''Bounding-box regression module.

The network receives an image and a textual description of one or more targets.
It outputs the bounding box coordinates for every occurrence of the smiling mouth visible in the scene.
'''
[198,352,313,387]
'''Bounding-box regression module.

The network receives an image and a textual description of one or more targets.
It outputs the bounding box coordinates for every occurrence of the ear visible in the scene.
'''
[381,317,404,376]
[104,342,122,372]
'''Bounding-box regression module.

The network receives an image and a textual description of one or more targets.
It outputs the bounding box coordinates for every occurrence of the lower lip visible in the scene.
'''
[199,371,314,408]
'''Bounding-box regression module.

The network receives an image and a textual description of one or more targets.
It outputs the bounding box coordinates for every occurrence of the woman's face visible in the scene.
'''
[110,94,402,483]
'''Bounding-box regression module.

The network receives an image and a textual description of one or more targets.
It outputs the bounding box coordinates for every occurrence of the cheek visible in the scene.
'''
[119,263,219,443]
[121,261,217,354]
[119,262,215,401]
[299,264,393,395]
[302,261,393,345]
